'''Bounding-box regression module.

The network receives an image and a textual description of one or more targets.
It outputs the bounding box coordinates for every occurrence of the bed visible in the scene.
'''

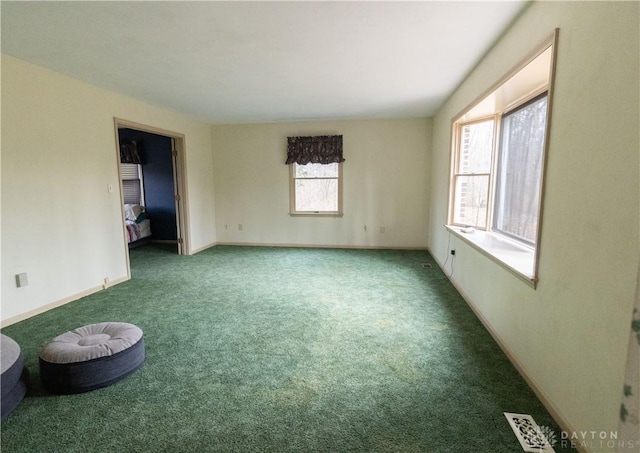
[124,204,152,248]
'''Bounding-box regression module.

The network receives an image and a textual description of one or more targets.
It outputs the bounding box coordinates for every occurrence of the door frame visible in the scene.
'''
[113,118,190,275]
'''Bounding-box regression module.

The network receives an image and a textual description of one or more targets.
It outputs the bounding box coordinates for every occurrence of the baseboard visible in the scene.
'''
[215,241,428,251]
[427,248,585,452]
[189,241,218,255]
[1,275,129,328]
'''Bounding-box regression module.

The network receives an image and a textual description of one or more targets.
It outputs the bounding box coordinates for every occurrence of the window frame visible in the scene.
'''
[446,30,558,287]
[289,162,344,217]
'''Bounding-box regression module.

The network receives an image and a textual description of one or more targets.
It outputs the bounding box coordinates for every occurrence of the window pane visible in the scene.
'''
[294,162,339,178]
[494,95,548,244]
[453,175,489,228]
[458,120,494,174]
[295,179,338,212]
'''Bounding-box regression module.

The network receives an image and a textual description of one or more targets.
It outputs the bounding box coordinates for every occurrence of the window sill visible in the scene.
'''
[289,212,343,218]
[445,225,537,288]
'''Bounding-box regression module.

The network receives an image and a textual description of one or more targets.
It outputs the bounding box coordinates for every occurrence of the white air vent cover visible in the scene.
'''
[504,412,556,452]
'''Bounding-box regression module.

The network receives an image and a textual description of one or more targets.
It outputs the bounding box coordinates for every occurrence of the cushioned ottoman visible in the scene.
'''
[1,334,28,419]
[39,322,145,394]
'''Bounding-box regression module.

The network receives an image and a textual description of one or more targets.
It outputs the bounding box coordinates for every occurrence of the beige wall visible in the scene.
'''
[428,1,639,444]
[1,55,216,324]
[211,118,431,249]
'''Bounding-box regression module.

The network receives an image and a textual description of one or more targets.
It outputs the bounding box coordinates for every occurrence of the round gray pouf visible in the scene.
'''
[39,322,145,394]
[1,334,28,419]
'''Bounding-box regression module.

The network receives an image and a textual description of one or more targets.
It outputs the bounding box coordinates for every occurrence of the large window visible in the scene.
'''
[451,93,548,243]
[447,31,557,286]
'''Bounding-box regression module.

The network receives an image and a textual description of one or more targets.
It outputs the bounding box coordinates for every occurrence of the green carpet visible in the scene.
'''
[1,245,573,452]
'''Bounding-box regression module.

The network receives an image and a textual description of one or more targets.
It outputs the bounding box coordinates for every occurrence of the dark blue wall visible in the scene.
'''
[119,129,177,241]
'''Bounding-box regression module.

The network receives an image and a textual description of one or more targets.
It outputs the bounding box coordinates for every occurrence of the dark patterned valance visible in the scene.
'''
[285,135,344,165]
[120,139,142,164]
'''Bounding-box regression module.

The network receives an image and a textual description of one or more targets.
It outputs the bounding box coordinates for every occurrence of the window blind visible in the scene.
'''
[121,163,140,180]
[121,163,143,205]
[122,180,142,205]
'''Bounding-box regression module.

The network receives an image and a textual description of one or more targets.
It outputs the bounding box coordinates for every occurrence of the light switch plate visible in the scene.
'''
[15,272,28,288]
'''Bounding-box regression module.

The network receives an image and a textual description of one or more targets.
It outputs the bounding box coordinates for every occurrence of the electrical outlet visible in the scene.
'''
[238,224,243,231]
[364,225,367,231]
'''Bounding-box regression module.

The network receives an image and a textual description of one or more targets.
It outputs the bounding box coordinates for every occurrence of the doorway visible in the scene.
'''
[114,119,189,274]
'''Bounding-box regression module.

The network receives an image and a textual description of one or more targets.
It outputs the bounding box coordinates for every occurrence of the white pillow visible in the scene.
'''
[124,204,143,222]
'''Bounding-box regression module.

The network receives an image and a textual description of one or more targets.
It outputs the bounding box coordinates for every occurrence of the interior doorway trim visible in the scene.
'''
[113,118,190,277]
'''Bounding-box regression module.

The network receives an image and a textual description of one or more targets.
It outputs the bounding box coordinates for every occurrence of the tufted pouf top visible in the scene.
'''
[39,322,143,364]
[1,334,22,375]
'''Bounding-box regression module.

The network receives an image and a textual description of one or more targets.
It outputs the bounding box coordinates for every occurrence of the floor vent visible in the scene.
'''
[504,413,556,452]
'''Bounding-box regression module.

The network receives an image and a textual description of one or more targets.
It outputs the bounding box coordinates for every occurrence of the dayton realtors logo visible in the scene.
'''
[504,412,640,452]
[558,430,639,451]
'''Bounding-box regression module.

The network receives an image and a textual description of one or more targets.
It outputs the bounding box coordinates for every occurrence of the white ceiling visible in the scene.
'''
[1,1,529,124]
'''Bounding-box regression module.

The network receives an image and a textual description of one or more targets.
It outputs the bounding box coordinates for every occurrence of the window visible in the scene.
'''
[447,31,557,286]
[451,118,494,229]
[286,135,344,216]
[493,94,548,245]
[290,162,342,214]
[121,163,145,206]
